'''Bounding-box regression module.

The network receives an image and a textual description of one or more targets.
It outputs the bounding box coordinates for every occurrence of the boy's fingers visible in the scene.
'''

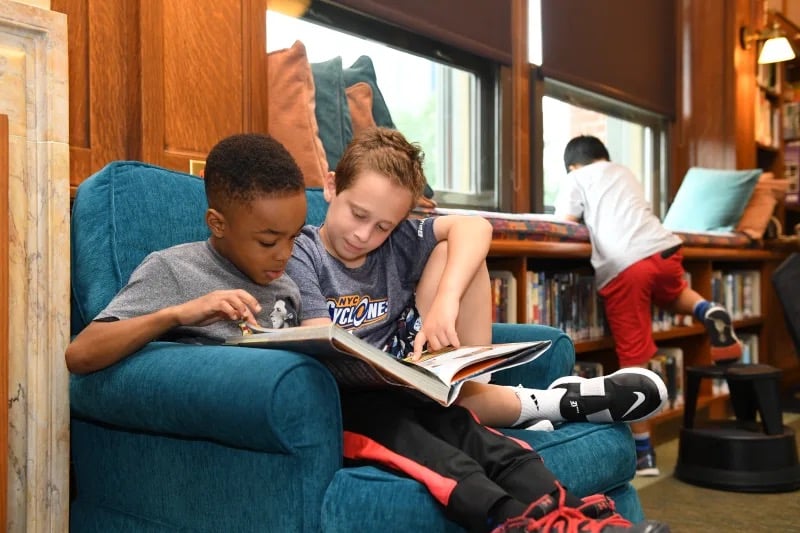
[235,290,262,313]
[411,332,427,361]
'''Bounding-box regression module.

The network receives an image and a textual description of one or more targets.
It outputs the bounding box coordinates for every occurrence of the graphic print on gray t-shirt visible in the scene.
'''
[287,219,438,353]
[96,240,302,343]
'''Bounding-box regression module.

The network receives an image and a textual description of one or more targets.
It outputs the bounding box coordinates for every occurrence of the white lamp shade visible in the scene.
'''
[758,36,796,64]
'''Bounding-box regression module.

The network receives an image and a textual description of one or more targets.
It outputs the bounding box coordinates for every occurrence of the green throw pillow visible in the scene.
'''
[311,57,354,171]
[663,167,762,232]
[343,56,396,129]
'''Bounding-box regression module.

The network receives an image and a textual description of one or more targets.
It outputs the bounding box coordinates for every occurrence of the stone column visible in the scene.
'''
[0,2,69,532]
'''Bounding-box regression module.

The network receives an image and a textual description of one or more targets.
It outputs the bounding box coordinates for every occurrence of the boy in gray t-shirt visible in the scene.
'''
[65,133,307,374]
[284,127,670,533]
[287,127,668,431]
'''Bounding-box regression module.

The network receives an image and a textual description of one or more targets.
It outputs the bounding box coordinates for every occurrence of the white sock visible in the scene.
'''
[524,419,555,432]
[513,387,567,426]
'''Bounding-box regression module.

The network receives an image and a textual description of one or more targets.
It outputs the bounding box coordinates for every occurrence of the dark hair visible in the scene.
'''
[204,133,304,211]
[563,135,610,172]
[334,127,426,204]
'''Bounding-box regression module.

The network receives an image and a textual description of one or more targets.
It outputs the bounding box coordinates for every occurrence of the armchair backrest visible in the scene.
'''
[70,161,328,334]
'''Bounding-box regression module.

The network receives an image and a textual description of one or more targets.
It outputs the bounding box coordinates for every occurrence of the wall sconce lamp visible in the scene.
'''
[740,24,797,64]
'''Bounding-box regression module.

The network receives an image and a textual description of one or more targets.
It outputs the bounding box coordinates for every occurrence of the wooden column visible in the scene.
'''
[511,0,531,213]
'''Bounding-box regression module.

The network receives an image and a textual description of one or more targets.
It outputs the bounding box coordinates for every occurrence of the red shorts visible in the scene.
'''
[598,249,688,367]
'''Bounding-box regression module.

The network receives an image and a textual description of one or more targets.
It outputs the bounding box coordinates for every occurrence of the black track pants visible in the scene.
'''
[340,389,564,531]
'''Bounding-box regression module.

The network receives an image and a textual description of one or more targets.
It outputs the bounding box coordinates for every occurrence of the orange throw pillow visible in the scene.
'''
[345,82,377,136]
[267,41,328,187]
[736,172,789,239]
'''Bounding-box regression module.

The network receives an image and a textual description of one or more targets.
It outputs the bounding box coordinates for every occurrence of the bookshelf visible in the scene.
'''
[487,242,797,442]
[757,9,800,234]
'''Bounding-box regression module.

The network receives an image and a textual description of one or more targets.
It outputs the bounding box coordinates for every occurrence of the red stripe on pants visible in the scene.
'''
[343,430,458,506]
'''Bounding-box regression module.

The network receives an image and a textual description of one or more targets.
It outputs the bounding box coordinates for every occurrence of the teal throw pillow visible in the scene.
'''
[311,57,353,170]
[343,56,396,129]
[663,167,762,232]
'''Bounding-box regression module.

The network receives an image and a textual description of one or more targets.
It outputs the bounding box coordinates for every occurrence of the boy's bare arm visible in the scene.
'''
[65,289,262,375]
[412,215,492,358]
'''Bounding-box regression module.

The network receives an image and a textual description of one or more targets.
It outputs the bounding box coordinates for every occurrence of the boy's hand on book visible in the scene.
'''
[173,289,262,328]
[411,300,460,361]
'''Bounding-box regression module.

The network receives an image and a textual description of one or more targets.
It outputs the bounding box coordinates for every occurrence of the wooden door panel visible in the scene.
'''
[141,0,268,171]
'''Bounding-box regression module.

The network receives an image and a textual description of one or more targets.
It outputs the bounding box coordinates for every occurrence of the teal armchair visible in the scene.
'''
[69,161,643,532]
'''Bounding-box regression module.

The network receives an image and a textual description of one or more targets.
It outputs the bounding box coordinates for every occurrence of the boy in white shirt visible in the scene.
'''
[554,135,742,476]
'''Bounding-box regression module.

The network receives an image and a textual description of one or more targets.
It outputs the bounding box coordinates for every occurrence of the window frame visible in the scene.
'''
[533,76,670,216]
[294,1,504,210]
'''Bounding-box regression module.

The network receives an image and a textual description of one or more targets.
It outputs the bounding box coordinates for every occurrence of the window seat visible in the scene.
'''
[414,206,758,249]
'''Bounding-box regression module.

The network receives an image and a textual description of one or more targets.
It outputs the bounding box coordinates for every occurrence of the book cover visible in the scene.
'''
[225,323,551,406]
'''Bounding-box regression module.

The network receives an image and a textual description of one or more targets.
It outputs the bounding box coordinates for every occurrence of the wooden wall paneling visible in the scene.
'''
[246,0,269,136]
[140,0,268,172]
[52,0,138,193]
[734,0,758,170]
[674,0,738,193]
[51,0,89,191]
[0,114,9,532]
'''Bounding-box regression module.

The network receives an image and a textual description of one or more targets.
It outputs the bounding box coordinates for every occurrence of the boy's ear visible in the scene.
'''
[206,208,226,237]
[322,171,336,202]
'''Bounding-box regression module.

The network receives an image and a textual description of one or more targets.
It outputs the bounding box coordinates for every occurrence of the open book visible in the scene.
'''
[225,323,551,406]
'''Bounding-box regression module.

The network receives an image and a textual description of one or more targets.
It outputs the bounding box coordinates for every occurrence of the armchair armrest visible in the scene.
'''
[490,323,575,389]
[69,342,343,454]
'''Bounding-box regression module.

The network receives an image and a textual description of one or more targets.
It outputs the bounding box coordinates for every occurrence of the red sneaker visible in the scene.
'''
[491,483,670,533]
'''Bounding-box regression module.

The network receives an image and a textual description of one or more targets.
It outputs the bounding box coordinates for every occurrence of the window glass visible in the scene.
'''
[267,11,496,208]
[541,81,667,215]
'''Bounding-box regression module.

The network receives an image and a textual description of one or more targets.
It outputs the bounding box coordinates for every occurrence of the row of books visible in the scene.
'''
[784,101,800,140]
[709,270,761,320]
[572,333,760,411]
[490,270,608,340]
[755,91,781,148]
[489,269,762,340]
[786,141,800,203]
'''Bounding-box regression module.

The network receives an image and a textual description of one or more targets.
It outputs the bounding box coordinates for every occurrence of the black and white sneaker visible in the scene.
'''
[704,305,743,364]
[548,368,668,423]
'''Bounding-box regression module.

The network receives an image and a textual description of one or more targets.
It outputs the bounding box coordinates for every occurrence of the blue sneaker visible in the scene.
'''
[636,446,660,477]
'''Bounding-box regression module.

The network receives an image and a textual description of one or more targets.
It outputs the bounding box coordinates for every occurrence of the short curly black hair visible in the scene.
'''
[204,133,305,211]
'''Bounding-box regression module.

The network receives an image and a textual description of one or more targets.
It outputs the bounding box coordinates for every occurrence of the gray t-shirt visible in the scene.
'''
[97,240,302,343]
[286,218,438,351]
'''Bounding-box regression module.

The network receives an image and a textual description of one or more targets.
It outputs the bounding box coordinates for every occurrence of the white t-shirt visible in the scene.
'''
[553,160,682,288]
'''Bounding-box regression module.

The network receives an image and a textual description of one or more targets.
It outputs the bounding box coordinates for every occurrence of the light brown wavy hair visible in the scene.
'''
[334,127,426,209]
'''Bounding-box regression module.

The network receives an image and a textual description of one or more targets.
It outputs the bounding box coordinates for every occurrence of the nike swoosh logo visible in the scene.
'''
[621,391,646,419]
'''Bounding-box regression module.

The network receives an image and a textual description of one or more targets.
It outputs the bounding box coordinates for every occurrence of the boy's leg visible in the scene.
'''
[340,389,536,531]
[415,242,524,426]
[655,252,742,364]
[415,242,665,428]
[598,257,665,476]
[415,241,493,346]
[413,400,668,533]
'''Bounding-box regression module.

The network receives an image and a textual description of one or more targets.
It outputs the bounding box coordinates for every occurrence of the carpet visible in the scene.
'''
[634,414,800,532]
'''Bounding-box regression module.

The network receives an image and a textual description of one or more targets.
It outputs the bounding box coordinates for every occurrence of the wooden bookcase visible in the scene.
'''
[487,241,797,443]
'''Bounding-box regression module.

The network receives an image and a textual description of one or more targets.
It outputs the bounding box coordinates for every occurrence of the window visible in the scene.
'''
[267,8,500,209]
[540,80,669,215]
